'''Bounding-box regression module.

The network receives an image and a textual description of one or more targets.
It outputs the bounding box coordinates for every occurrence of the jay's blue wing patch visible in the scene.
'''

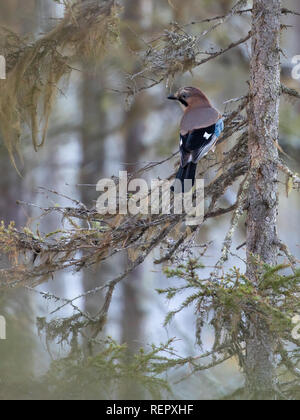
[179,118,224,167]
[214,118,224,137]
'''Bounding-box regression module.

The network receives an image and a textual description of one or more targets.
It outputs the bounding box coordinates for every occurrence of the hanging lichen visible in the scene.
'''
[0,0,121,171]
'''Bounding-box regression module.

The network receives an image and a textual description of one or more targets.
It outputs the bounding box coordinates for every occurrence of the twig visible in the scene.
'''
[277,161,300,190]
[195,31,252,67]
[281,84,300,101]
[213,174,249,273]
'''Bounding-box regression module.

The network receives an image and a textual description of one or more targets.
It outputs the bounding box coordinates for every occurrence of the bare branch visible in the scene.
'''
[197,32,252,67]
[281,84,300,101]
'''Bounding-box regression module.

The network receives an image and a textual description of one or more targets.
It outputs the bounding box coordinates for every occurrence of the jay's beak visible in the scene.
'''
[167,94,177,100]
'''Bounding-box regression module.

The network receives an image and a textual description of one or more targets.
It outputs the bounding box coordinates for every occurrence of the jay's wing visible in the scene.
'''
[179,126,215,167]
[179,135,192,167]
[181,106,219,134]
[179,119,224,167]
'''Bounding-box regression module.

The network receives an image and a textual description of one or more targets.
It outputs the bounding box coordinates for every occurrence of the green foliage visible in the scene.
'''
[35,337,180,399]
[159,258,300,360]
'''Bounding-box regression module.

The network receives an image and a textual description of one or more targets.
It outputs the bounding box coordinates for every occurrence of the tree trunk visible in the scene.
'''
[118,0,147,399]
[0,1,43,397]
[121,93,146,358]
[80,70,107,316]
[245,0,281,400]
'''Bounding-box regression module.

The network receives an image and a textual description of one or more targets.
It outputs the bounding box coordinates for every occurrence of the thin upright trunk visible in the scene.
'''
[0,1,41,397]
[121,93,146,355]
[119,87,147,402]
[118,0,147,399]
[79,70,109,354]
[245,0,281,400]
[79,1,108,327]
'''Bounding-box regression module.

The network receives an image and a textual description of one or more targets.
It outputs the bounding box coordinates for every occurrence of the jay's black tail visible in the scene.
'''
[172,162,197,193]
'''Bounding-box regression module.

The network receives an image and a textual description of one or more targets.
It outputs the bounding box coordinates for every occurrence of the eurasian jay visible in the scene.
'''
[168,86,224,192]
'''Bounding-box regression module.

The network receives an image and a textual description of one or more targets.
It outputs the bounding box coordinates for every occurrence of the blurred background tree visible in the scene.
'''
[0,0,299,400]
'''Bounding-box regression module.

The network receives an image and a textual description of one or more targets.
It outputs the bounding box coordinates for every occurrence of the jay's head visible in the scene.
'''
[167,86,211,108]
